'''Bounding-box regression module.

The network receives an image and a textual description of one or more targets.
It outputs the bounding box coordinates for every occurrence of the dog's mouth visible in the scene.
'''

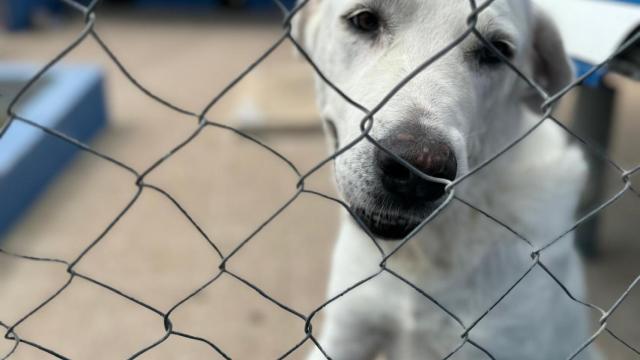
[352,207,426,240]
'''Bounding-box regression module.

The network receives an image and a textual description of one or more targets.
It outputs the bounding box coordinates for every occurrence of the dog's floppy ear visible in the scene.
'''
[291,0,322,53]
[524,7,574,112]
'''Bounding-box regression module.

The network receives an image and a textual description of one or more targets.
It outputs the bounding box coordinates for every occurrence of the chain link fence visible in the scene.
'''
[1,0,639,359]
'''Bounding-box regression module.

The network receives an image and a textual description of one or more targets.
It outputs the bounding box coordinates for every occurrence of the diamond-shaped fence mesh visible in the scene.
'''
[0,0,639,359]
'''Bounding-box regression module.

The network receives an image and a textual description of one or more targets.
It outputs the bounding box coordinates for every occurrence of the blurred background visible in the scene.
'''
[0,0,639,359]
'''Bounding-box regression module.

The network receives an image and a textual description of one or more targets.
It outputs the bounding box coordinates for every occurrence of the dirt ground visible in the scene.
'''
[0,8,638,360]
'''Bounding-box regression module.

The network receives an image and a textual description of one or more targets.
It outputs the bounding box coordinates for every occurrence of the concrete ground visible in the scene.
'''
[0,8,638,360]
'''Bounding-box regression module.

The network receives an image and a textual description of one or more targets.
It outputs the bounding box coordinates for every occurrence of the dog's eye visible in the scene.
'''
[477,40,515,67]
[348,10,381,33]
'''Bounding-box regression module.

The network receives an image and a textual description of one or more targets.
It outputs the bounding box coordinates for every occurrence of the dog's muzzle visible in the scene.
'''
[355,124,457,240]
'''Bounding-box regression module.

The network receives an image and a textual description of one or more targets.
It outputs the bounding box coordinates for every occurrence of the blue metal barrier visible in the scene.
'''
[134,0,219,7]
[0,64,107,236]
[2,0,297,28]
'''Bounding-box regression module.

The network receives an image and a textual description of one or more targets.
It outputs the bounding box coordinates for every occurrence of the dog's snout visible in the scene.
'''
[375,129,457,202]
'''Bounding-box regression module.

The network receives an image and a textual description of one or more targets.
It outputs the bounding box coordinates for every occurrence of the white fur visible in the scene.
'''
[293,1,599,359]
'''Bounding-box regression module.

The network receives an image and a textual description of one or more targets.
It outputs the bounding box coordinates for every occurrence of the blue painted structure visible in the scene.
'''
[244,0,296,9]
[573,59,610,87]
[134,0,219,8]
[133,0,296,9]
[2,0,298,26]
[3,0,63,31]
[4,0,36,31]
[0,64,107,236]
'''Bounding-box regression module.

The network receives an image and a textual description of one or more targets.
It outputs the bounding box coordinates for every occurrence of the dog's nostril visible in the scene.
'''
[415,152,457,182]
[379,155,412,182]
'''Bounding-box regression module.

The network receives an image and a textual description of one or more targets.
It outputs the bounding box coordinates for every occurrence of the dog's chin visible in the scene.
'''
[352,206,432,241]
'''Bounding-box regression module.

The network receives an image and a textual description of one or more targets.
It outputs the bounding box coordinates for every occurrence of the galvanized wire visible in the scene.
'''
[0,0,639,359]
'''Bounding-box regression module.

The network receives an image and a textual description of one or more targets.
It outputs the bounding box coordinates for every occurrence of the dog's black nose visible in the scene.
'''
[375,129,457,202]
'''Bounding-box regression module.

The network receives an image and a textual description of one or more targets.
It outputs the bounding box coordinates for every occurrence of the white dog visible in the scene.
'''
[293,1,598,359]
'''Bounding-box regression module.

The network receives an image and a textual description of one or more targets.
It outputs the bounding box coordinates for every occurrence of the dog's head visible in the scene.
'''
[293,0,573,240]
